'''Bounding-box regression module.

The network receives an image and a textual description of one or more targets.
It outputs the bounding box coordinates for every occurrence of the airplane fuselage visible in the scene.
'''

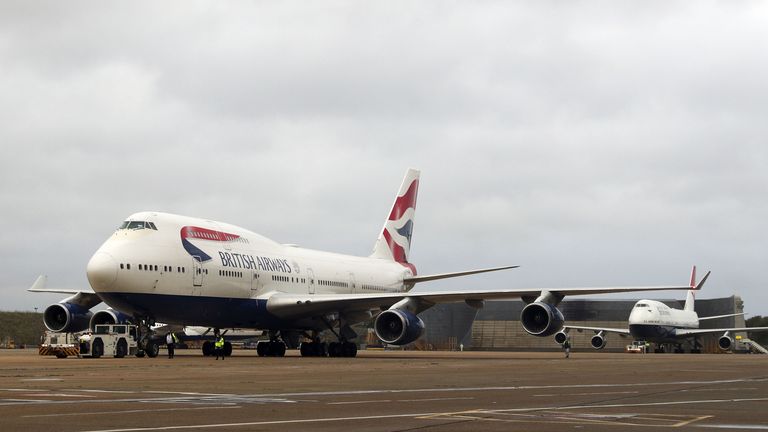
[87,212,414,329]
[627,299,699,342]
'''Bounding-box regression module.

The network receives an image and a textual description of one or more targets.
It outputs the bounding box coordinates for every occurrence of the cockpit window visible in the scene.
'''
[635,303,649,308]
[119,221,158,230]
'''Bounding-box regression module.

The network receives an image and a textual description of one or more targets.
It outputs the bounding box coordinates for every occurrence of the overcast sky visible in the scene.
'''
[1,2,767,316]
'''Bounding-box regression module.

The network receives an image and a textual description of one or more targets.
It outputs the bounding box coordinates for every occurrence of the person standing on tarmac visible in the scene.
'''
[166,332,178,359]
[563,338,571,359]
[215,335,225,360]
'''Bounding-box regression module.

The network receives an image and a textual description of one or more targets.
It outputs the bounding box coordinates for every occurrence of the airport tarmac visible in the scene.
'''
[0,349,766,432]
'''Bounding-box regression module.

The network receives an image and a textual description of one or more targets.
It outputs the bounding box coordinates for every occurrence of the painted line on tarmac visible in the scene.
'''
[697,424,768,430]
[3,377,765,407]
[79,412,444,432]
[75,395,768,432]
[534,391,640,397]
[327,397,474,405]
[24,405,242,418]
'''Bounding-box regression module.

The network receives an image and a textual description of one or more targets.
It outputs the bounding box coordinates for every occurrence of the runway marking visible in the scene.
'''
[421,410,713,428]
[65,389,139,394]
[326,399,391,405]
[698,424,768,430]
[79,412,444,432]
[23,405,242,418]
[533,391,640,397]
[75,394,768,432]
[327,397,474,405]
[2,377,765,407]
[21,378,62,381]
[23,393,96,398]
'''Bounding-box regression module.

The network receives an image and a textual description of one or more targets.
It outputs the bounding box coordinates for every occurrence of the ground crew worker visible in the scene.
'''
[215,335,225,360]
[166,332,179,359]
[563,338,571,359]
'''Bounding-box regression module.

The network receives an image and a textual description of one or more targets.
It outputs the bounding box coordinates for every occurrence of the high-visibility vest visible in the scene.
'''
[215,338,224,349]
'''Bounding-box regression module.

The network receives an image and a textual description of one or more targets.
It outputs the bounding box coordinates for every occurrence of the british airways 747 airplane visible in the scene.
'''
[30,169,706,358]
[554,267,768,353]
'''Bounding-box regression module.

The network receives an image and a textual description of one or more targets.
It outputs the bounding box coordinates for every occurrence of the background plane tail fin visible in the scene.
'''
[370,168,420,271]
[684,265,697,311]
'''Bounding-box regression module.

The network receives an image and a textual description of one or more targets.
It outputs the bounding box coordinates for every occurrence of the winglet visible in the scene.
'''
[27,275,48,292]
[689,265,697,288]
[692,270,711,291]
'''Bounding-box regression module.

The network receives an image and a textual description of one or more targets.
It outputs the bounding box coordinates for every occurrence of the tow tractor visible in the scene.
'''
[39,331,81,358]
[79,324,141,358]
[626,340,649,354]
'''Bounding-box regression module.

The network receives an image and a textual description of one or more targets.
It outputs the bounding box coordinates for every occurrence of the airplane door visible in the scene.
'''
[349,272,356,293]
[307,269,315,295]
[192,257,203,293]
[251,271,260,296]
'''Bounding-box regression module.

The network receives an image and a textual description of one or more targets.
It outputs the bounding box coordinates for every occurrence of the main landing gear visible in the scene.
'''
[201,328,232,357]
[256,331,287,357]
[299,326,358,358]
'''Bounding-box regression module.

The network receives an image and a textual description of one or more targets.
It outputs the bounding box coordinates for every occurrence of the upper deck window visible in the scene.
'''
[119,221,158,230]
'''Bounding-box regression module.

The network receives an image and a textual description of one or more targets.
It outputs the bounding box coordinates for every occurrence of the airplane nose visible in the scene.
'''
[87,252,118,292]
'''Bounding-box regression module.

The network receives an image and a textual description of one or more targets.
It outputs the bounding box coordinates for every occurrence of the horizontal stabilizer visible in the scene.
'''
[693,271,711,290]
[699,312,746,321]
[403,265,519,284]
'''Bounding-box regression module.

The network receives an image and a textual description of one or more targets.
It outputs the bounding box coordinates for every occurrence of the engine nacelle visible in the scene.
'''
[554,331,569,345]
[89,309,132,330]
[718,335,733,351]
[374,309,425,345]
[43,303,93,333]
[520,302,564,337]
[591,333,607,350]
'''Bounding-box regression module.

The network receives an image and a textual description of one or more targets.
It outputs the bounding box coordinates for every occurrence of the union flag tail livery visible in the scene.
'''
[371,168,420,273]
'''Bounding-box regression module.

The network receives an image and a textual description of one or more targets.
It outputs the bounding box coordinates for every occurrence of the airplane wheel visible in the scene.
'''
[328,342,340,357]
[92,339,104,359]
[55,352,67,358]
[224,342,233,357]
[135,350,146,358]
[202,341,213,356]
[272,341,286,357]
[257,341,268,357]
[343,342,357,358]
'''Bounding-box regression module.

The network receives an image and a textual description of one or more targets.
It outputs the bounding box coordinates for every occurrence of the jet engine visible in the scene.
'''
[520,302,564,336]
[718,334,733,351]
[590,332,607,350]
[554,330,569,345]
[43,303,93,333]
[374,309,425,345]
[89,308,132,330]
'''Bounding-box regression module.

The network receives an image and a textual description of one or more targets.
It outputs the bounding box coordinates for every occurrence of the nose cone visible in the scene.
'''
[87,252,118,292]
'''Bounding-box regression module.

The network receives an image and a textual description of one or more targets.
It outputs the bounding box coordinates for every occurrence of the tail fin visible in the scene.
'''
[371,169,420,271]
[684,265,696,311]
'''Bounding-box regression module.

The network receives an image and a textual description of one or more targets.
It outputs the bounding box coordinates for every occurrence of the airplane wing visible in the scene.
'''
[674,326,768,337]
[561,325,632,336]
[698,312,746,321]
[26,275,102,308]
[262,277,704,320]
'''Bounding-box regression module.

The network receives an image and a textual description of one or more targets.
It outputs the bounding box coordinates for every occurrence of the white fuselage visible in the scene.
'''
[627,299,699,341]
[86,212,413,329]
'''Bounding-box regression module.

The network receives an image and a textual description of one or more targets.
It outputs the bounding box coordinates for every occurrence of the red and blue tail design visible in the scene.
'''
[180,226,241,262]
[371,169,420,275]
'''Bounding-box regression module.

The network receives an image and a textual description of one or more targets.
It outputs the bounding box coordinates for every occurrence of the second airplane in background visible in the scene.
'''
[555,267,768,353]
